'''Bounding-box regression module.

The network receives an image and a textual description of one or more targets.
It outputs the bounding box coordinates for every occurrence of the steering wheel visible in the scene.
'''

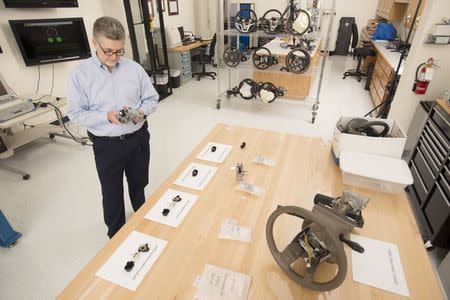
[223,47,241,67]
[260,9,284,34]
[346,118,390,137]
[266,205,348,291]
[252,47,275,70]
[285,48,311,74]
[235,9,258,33]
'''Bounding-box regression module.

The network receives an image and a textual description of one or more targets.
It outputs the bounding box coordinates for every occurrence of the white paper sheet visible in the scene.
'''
[95,231,167,291]
[351,234,409,297]
[144,189,199,228]
[196,142,233,164]
[236,182,265,197]
[218,218,252,243]
[194,264,252,300]
[174,162,217,191]
[252,156,276,167]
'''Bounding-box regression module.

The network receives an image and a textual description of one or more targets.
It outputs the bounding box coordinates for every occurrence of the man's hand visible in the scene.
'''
[107,111,121,124]
[132,110,146,124]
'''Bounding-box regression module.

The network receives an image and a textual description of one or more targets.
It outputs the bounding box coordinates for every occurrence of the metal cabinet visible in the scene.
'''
[407,100,450,248]
[168,51,192,85]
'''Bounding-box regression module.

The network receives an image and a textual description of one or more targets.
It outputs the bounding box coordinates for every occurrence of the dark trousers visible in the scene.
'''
[91,126,150,238]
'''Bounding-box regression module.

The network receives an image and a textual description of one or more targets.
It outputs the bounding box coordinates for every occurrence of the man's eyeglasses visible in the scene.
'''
[97,41,125,57]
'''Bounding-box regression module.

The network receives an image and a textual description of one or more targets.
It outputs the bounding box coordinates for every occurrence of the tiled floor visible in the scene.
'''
[0,55,388,299]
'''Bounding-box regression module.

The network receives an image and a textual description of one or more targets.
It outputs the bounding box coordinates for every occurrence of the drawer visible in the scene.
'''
[427,120,450,152]
[424,178,450,233]
[422,130,446,163]
[180,51,190,59]
[373,76,386,101]
[181,63,191,72]
[445,165,450,184]
[378,56,393,79]
[181,70,192,81]
[424,126,448,159]
[418,141,440,176]
[181,56,191,65]
[441,174,450,197]
[420,136,444,168]
[410,161,428,203]
[431,107,450,140]
[413,148,435,190]
[374,61,389,87]
[374,60,383,78]
[181,60,191,69]
[372,75,382,97]
[370,82,381,111]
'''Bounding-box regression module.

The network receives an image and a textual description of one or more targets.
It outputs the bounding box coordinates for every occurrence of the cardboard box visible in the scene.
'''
[340,151,413,194]
[332,117,407,162]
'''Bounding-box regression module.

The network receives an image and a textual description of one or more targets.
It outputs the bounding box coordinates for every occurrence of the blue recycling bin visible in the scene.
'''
[0,210,22,248]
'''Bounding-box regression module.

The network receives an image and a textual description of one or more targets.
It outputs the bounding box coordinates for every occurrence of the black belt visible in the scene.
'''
[88,122,147,141]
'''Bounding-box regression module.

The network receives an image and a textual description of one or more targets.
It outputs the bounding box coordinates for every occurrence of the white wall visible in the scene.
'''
[152,0,196,33]
[389,0,450,132]
[0,0,105,97]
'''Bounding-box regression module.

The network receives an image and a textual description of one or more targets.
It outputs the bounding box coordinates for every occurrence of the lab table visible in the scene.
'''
[58,124,444,299]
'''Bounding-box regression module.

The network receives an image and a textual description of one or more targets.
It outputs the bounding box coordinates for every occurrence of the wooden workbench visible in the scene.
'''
[167,40,211,53]
[253,37,322,100]
[58,124,444,300]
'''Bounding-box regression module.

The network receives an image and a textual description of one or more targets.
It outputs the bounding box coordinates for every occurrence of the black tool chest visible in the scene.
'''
[407,101,450,248]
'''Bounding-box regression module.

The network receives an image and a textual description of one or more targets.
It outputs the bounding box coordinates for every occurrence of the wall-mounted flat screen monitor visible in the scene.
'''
[9,18,91,66]
[3,0,78,8]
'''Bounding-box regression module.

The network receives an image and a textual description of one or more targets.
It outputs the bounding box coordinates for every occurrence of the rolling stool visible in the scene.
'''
[343,46,376,82]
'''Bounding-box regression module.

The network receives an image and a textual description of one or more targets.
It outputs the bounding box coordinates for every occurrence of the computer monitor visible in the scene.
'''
[3,0,79,8]
[177,26,184,40]
[9,18,91,66]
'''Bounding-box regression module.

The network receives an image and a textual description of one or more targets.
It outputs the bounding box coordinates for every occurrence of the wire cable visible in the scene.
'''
[49,64,55,96]
[36,65,41,94]
[36,101,92,146]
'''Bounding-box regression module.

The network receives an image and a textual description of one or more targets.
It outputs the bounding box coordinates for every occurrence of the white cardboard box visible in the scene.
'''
[332,116,407,161]
[340,151,413,194]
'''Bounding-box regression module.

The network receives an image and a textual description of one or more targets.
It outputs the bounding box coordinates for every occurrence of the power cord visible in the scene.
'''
[36,65,41,94]
[35,101,92,146]
[49,64,55,96]
[33,64,55,101]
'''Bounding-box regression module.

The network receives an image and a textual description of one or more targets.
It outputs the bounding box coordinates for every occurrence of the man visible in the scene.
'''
[67,16,159,238]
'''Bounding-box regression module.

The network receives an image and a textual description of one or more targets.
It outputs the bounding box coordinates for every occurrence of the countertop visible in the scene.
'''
[372,40,405,75]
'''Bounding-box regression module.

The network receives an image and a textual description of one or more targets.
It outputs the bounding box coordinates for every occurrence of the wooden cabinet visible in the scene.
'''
[405,0,426,29]
[369,54,393,113]
[376,0,407,21]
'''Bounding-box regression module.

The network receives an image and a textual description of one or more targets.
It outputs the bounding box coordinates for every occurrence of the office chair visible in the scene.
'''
[343,42,376,82]
[192,34,217,81]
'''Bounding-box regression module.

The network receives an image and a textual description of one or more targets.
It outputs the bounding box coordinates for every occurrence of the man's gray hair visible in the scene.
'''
[93,16,126,41]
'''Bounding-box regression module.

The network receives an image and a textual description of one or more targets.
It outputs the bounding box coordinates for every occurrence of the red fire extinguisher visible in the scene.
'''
[412,58,435,95]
